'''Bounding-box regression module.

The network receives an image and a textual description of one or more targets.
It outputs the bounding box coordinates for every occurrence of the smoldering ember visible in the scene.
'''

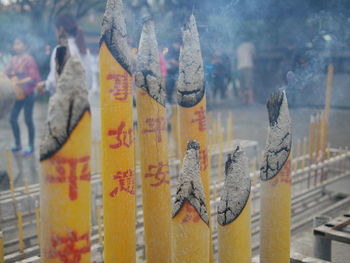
[1,0,350,262]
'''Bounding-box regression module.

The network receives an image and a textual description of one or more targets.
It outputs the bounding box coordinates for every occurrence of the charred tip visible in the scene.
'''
[177,14,205,108]
[218,147,251,226]
[260,90,291,181]
[142,14,153,24]
[135,18,165,105]
[100,0,132,75]
[267,90,284,126]
[187,140,200,151]
[55,46,70,75]
[172,141,209,225]
[40,56,90,161]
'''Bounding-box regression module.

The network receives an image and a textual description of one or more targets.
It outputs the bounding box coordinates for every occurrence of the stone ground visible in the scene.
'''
[0,93,349,261]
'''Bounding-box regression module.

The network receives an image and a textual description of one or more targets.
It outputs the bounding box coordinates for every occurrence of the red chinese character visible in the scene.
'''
[110,169,135,197]
[144,161,170,187]
[107,73,130,101]
[141,117,166,143]
[108,121,133,149]
[191,106,206,132]
[271,160,291,187]
[46,156,90,201]
[181,202,200,224]
[48,231,90,263]
[199,148,208,171]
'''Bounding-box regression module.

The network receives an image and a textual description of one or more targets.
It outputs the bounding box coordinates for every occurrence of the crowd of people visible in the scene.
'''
[0,13,258,157]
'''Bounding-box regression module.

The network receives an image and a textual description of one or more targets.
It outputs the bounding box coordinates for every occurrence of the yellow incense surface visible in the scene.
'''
[136,89,171,263]
[40,112,91,262]
[172,201,209,263]
[218,199,252,263]
[178,98,213,261]
[99,42,135,263]
[260,159,291,263]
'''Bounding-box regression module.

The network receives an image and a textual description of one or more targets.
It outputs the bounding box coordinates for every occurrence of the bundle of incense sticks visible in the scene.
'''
[172,141,209,263]
[99,0,135,261]
[259,90,292,263]
[218,146,252,263]
[40,43,91,262]
[176,14,214,262]
[135,17,172,263]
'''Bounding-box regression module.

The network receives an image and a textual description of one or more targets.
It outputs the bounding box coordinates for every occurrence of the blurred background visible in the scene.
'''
[1,0,350,106]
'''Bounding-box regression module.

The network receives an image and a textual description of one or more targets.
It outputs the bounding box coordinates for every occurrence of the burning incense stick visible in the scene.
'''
[135,17,171,263]
[177,14,214,261]
[40,44,91,262]
[217,147,252,263]
[172,141,209,263]
[259,90,292,263]
[99,0,135,261]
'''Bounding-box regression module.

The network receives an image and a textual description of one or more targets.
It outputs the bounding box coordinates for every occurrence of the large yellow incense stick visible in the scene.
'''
[40,45,91,262]
[99,1,135,262]
[259,91,292,263]
[172,141,210,263]
[135,18,171,263]
[218,147,252,263]
[176,14,214,262]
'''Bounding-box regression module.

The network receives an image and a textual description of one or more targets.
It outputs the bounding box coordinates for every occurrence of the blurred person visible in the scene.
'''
[45,13,93,94]
[212,48,231,101]
[237,40,255,105]
[5,37,41,155]
[166,42,180,104]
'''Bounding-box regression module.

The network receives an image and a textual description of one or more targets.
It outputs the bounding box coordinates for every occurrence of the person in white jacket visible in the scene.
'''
[45,13,95,95]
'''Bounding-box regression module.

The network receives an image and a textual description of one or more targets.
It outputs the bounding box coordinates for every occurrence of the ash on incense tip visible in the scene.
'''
[172,140,209,225]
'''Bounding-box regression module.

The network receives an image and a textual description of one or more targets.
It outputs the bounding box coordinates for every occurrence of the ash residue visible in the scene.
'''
[176,14,205,108]
[135,18,165,105]
[40,55,89,161]
[100,0,133,74]
[217,146,251,226]
[260,90,292,181]
[172,140,209,225]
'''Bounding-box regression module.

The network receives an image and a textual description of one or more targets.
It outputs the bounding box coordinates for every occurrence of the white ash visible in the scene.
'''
[217,146,251,226]
[176,14,205,108]
[135,18,165,105]
[260,90,292,180]
[100,0,133,74]
[0,72,15,119]
[172,140,209,225]
[40,55,89,161]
